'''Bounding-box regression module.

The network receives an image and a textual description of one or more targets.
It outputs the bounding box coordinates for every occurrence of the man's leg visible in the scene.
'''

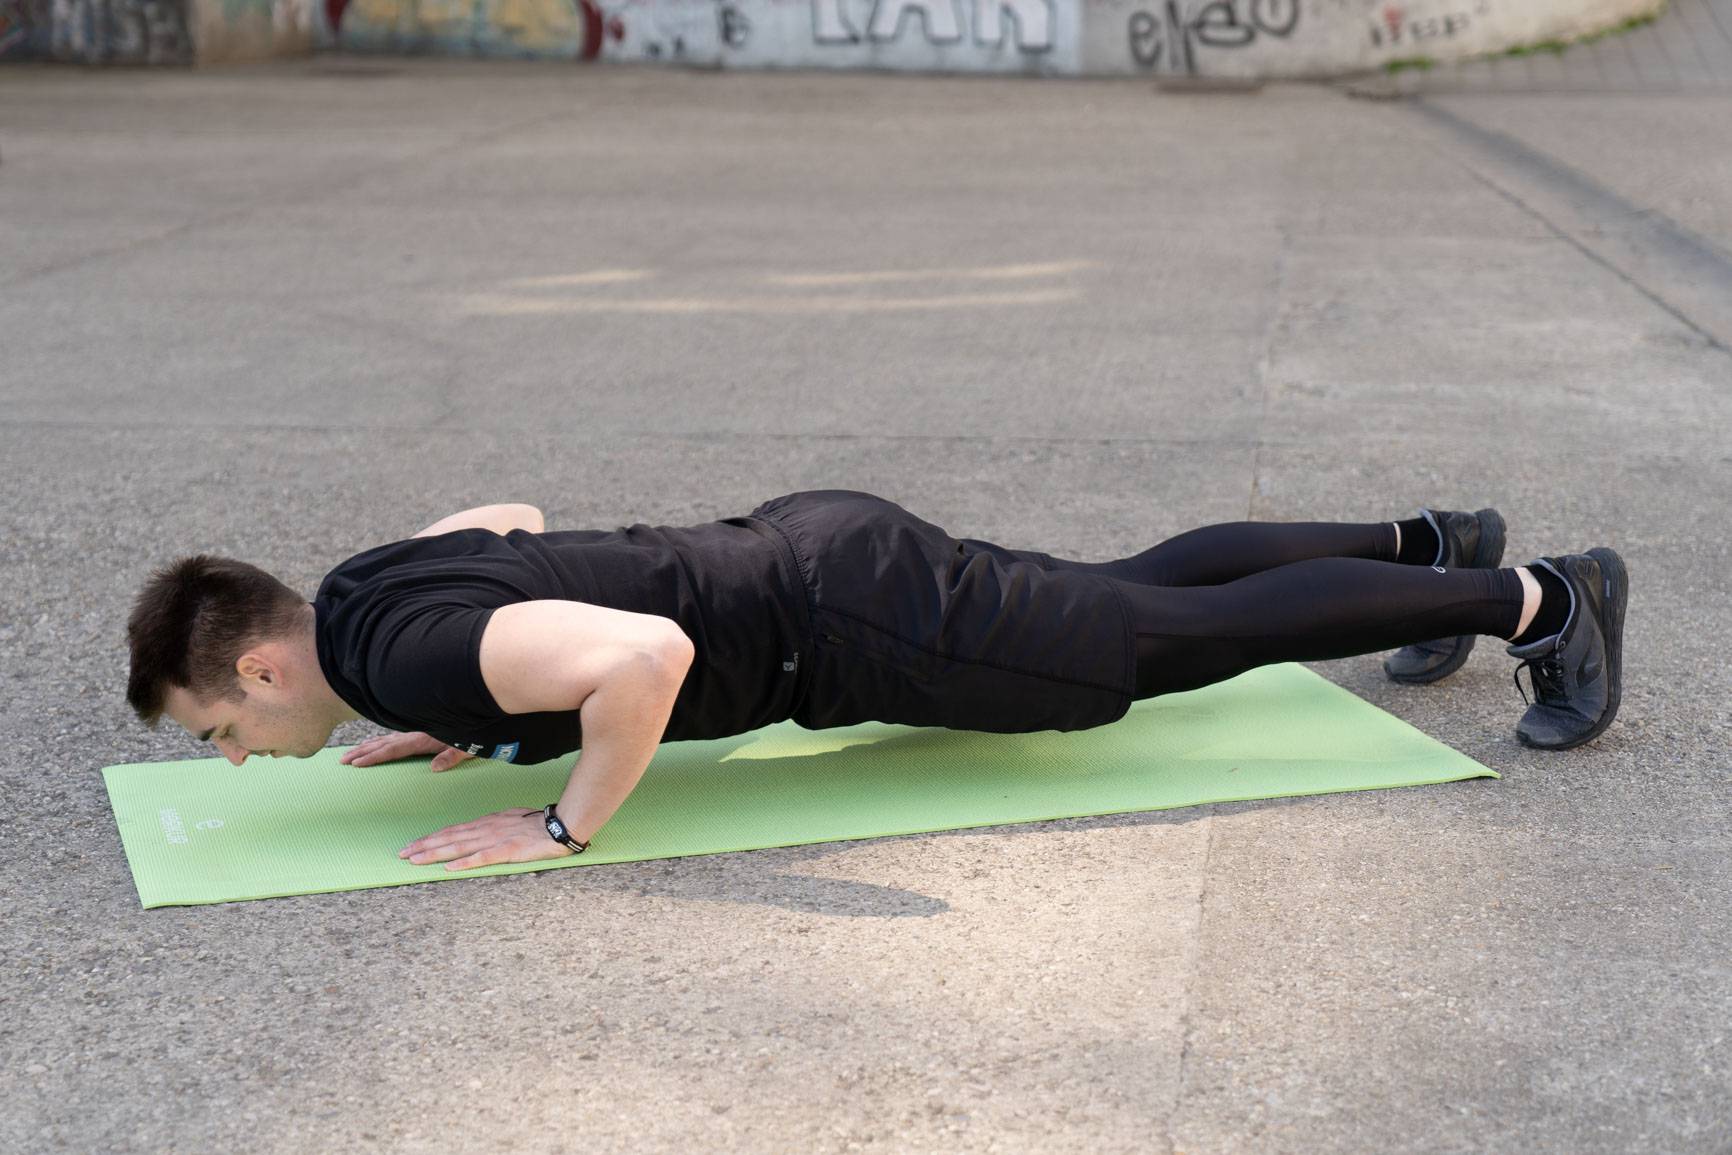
[1117,557,1537,698]
[960,517,1424,588]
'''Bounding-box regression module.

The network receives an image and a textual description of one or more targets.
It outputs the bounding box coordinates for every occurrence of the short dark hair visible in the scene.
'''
[126,555,308,729]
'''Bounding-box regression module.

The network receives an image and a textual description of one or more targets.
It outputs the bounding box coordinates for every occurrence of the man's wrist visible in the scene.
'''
[542,804,590,853]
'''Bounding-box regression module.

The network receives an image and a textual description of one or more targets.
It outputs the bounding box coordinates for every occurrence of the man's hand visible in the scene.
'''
[398,808,573,871]
[339,731,476,773]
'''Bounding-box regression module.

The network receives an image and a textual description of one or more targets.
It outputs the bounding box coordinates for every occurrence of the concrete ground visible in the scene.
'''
[1,47,1728,1155]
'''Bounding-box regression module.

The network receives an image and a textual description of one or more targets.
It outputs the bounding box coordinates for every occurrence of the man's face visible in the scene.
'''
[163,653,333,765]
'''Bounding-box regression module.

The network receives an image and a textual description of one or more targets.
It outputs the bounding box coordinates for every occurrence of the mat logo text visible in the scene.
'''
[159,808,225,844]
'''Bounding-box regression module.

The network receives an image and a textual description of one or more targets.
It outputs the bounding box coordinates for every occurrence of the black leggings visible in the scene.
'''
[956,520,1527,700]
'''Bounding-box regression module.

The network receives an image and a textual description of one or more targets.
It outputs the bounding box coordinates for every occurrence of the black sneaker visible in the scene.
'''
[1383,507,1507,684]
[1506,548,1627,750]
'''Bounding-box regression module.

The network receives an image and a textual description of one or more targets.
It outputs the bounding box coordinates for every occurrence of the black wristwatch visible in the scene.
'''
[542,804,590,854]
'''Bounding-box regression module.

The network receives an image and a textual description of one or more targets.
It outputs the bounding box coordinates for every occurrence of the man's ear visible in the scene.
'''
[235,650,280,687]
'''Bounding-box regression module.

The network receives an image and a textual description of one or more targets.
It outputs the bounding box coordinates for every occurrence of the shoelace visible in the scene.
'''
[1512,655,1566,707]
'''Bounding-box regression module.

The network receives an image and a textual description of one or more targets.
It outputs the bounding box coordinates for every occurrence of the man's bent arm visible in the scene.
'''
[397,601,691,870]
[477,601,696,844]
[413,503,545,539]
[555,650,689,845]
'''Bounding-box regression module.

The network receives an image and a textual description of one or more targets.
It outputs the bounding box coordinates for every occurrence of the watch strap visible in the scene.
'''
[542,803,590,854]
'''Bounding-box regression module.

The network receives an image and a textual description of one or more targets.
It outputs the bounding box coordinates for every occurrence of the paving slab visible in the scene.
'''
[1424,93,1732,255]
[1169,439,1731,1152]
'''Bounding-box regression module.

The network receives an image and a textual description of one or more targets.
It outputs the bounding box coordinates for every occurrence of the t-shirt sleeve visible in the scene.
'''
[318,528,596,764]
[360,599,587,764]
[364,602,503,731]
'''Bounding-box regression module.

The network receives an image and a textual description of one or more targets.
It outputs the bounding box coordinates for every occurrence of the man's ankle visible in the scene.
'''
[1394,516,1440,565]
[1508,565,1569,645]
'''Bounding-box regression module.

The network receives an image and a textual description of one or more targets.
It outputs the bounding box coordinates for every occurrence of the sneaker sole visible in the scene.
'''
[1385,507,1508,685]
[1516,546,1627,751]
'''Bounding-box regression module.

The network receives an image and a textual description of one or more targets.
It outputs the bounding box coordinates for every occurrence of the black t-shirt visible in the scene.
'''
[313,517,810,766]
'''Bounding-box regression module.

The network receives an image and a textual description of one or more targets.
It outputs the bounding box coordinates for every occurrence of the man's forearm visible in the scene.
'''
[555,652,687,845]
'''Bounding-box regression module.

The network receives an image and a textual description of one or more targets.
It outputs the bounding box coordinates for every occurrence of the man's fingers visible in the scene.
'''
[399,811,548,863]
[398,815,502,857]
[401,823,479,853]
[407,837,493,865]
[346,733,447,767]
[416,830,537,867]
[339,739,382,764]
[343,737,404,765]
[406,828,496,859]
[445,845,513,871]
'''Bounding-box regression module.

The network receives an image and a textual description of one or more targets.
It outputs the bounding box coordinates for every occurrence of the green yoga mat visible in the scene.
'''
[103,663,1497,908]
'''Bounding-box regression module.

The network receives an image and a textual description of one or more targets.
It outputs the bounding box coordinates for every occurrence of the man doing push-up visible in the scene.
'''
[125,490,1627,873]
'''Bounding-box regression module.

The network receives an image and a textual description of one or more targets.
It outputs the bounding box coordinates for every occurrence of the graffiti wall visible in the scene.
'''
[196,0,314,60]
[323,0,588,58]
[1078,0,1662,76]
[316,0,1663,74]
[318,0,1080,67]
[0,0,309,58]
[3,0,1663,69]
[1086,0,1299,75]
[715,0,1076,72]
[47,0,192,61]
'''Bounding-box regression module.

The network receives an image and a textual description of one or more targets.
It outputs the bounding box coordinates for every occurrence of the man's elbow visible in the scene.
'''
[507,504,546,533]
[587,637,692,715]
[656,627,696,675]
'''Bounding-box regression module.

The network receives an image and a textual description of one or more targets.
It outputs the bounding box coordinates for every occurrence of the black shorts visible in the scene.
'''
[747,490,1136,734]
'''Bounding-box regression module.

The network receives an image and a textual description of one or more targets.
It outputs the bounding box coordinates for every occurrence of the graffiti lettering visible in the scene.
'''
[0,0,37,56]
[812,0,853,41]
[49,0,189,61]
[717,0,747,47]
[584,0,711,62]
[812,0,1052,52]
[1369,0,1489,48]
[273,0,309,34]
[328,0,586,56]
[870,0,960,43]
[1128,0,1297,72]
[974,0,1046,48]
